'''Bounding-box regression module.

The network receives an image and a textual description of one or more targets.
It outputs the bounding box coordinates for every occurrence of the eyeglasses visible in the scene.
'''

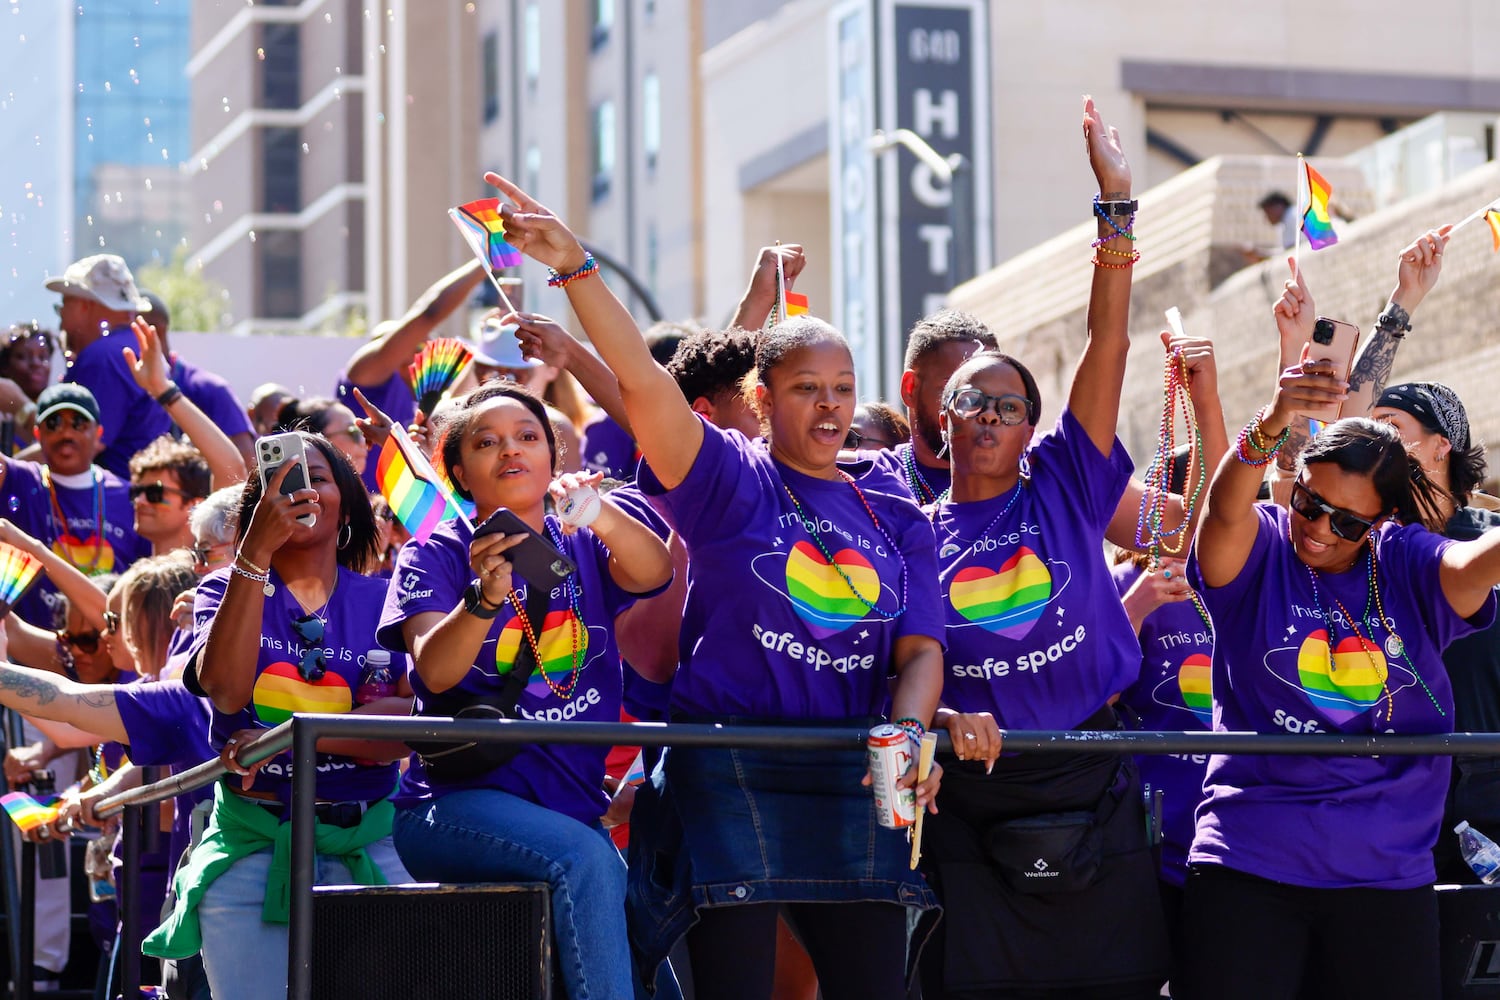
[290,614,327,682]
[844,429,894,450]
[338,425,364,444]
[190,542,229,566]
[1290,479,1379,542]
[946,388,1033,425]
[41,412,93,433]
[56,629,102,654]
[375,508,396,523]
[102,611,120,636]
[129,482,189,505]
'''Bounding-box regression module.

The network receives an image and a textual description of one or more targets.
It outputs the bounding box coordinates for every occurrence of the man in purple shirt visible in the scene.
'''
[45,254,168,477]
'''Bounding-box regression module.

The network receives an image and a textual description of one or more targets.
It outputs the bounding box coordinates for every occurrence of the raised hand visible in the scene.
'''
[1082,96,1131,194]
[509,312,577,370]
[1161,331,1218,398]
[351,386,393,452]
[1267,349,1348,432]
[484,172,589,273]
[1272,257,1317,366]
[122,317,173,397]
[240,460,319,565]
[1393,225,1453,311]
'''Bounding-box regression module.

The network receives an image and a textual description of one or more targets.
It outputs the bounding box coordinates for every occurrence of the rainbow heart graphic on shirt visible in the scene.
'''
[50,532,115,575]
[1295,629,1388,724]
[252,661,352,725]
[777,540,882,638]
[948,547,1053,639]
[1178,654,1213,725]
[495,609,593,696]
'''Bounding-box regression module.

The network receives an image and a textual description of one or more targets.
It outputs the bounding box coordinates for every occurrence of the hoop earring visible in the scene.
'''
[337,522,352,550]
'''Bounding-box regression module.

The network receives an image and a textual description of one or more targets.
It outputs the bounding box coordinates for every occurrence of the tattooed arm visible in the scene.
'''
[0,662,127,745]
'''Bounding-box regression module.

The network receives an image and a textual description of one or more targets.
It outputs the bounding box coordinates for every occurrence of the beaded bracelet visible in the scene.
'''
[1091,252,1139,269]
[1097,243,1136,259]
[894,716,926,744]
[547,253,599,288]
[1091,195,1137,243]
[1234,415,1289,467]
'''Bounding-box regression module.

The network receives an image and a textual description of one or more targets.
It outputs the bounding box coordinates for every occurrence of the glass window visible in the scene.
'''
[592,0,613,49]
[260,23,300,110]
[525,145,542,197]
[524,4,540,84]
[482,32,500,124]
[259,231,302,319]
[642,72,661,168]
[261,128,301,213]
[592,101,615,200]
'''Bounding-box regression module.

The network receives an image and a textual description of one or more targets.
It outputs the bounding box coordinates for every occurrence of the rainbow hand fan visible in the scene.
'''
[0,542,43,615]
[407,338,474,416]
[449,198,524,272]
[0,790,61,833]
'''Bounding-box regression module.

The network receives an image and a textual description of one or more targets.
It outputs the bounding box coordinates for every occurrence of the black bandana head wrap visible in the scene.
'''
[1375,382,1469,453]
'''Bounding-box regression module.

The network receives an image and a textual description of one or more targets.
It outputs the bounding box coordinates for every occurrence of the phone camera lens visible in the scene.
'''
[551,560,568,576]
[1313,320,1334,346]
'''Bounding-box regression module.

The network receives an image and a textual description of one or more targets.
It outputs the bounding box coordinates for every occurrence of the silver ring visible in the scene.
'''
[964,733,976,740]
[35,826,50,840]
[56,818,74,834]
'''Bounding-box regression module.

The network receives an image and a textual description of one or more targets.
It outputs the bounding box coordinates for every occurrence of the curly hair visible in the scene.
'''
[129,435,212,500]
[904,309,998,371]
[666,327,757,405]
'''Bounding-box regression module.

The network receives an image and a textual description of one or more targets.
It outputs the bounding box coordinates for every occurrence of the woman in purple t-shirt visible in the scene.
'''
[380,382,672,1000]
[918,98,1171,999]
[1183,360,1500,999]
[492,173,945,998]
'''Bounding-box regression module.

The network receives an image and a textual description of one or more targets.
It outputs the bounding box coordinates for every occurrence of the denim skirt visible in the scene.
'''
[626,738,937,980]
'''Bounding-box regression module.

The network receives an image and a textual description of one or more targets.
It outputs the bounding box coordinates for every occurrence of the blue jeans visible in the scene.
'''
[196,837,409,1000]
[394,789,636,1000]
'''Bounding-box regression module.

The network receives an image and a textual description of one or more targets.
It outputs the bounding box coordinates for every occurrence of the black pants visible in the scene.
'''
[686,900,907,1000]
[1178,864,1439,1000]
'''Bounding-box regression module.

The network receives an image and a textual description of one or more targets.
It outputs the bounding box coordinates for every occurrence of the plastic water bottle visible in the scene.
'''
[1456,821,1500,884]
[357,650,396,705]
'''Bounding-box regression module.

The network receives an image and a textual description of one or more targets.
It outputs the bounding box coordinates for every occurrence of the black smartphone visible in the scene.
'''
[473,507,576,590]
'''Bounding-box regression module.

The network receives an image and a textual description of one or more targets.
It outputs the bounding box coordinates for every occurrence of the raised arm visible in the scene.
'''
[489,172,704,489]
[124,318,247,488]
[511,312,634,435]
[1343,226,1452,420]
[344,259,487,385]
[0,519,108,630]
[1196,356,1347,588]
[728,245,806,331]
[1068,98,1135,456]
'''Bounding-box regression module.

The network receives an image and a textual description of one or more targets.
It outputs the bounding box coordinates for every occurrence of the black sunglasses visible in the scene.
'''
[290,614,327,682]
[1290,479,1379,542]
[41,412,93,433]
[190,542,229,565]
[103,611,120,636]
[844,428,894,451]
[56,629,102,654]
[129,482,189,505]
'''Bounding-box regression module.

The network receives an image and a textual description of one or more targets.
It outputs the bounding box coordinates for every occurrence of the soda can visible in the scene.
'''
[868,724,916,829]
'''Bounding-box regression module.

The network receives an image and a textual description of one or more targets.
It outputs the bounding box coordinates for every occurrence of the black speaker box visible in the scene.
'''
[311,882,552,999]
[1439,884,1500,998]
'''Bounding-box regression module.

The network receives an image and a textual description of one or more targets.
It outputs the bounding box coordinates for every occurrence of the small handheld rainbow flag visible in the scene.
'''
[623,750,647,787]
[406,338,474,417]
[1299,159,1339,251]
[784,291,809,317]
[449,198,524,273]
[0,542,43,615]
[0,790,61,833]
[1487,209,1500,252]
[375,424,472,544]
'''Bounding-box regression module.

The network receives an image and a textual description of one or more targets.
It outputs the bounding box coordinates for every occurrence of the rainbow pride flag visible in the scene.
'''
[0,791,61,833]
[1300,160,1338,250]
[406,338,473,416]
[375,424,469,544]
[1486,209,1500,252]
[449,198,524,272]
[0,542,43,615]
[784,291,809,317]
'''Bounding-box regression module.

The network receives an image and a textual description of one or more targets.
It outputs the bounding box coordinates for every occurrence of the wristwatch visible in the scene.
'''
[462,581,503,619]
[1096,199,1138,218]
[1376,302,1411,337]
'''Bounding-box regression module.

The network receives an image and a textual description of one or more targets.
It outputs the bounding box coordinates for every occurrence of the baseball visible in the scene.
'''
[557,485,602,529]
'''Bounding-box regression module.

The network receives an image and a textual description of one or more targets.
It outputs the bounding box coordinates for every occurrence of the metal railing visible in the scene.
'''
[56,715,1500,1000]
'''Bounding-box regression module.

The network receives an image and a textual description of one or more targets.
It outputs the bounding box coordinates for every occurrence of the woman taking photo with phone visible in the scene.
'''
[145,431,414,1000]
[1179,356,1500,999]
[379,381,673,1000]
[490,169,945,998]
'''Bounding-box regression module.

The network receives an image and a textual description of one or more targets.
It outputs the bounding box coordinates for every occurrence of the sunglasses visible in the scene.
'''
[41,412,93,433]
[337,425,364,444]
[129,482,189,505]
[103,611,120,636]
[190,542,230,566]
[290,614,327,682]
[844,429,894,451]
[56,629,102,654]
[946,388,1033,426]
[1290,479,1379,542]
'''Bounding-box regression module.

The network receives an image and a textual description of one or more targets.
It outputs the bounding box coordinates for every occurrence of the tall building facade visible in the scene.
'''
[188,0,478,335]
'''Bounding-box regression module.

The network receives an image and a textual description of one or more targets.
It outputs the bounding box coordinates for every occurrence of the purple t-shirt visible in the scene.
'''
[1112,561,1213,887]
[336,371,414,492]
[171,357,253,442]
[115,678,216,872]
[0,457,148,627]
[870,441,950,506]
[64,326,172,478]
[637,418,945,719]
[378,515,647,825]
[1186,505,1494,889]
[581,413,638,482]
[933,408,1136,729]
[191,566,402,804]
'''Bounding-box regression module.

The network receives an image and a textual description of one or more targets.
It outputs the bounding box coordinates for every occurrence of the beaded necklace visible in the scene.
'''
[504,520,586,699]
[902,446,947,505]
[929,476,1026,560]
[782,471,908,619]
[1135,349,1203,561]
[42,466,105,572]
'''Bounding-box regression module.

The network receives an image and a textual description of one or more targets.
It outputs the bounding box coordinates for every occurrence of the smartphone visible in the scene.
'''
[1297,317,1360,423]
[256,432,316,527]
[473,507,576,590]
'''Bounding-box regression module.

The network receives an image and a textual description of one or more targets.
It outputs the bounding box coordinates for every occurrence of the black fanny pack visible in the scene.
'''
[404,586,547,784]
[982,766,1123,895]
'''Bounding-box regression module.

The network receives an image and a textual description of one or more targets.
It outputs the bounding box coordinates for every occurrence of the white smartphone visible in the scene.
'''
[256,432,316,527]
